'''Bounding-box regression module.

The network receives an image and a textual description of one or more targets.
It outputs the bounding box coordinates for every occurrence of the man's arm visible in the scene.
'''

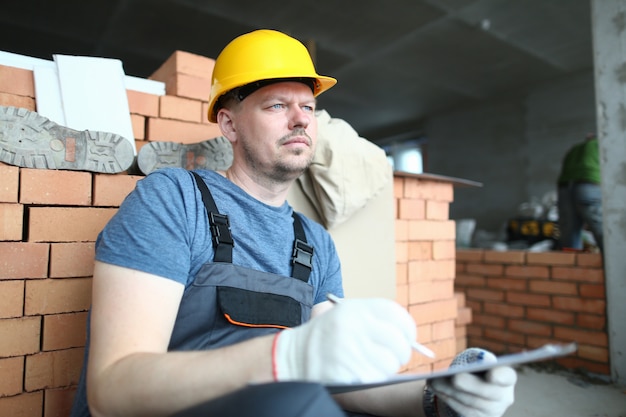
[333,381,426,417]
[86,261,276,417]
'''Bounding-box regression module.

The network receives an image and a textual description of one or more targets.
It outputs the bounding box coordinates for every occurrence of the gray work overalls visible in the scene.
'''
[168,172,315,351]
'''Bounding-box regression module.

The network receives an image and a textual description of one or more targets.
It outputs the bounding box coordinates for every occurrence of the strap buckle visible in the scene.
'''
[209,212,234,248]
[292,238,313,269]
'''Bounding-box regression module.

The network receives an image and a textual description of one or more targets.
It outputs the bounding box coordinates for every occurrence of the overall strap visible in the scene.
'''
[191,171,234,263]
[190,171,312,282]
[291,213,313,282]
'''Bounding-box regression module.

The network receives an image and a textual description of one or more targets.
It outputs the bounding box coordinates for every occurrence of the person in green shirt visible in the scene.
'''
[557,133,603,252]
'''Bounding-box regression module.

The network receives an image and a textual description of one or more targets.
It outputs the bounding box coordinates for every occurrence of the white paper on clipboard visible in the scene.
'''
[326,342,577,394]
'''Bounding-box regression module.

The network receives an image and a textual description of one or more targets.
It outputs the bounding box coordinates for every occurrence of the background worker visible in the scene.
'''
[557,132,603,252]
[70,29,516,417]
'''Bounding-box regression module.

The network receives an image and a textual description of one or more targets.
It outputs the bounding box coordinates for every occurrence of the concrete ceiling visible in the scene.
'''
[0,0,593,143]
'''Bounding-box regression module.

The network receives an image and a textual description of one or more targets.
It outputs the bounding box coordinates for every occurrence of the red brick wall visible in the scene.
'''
[393,174,471,374]
[456,249,608,375]
[0,52,469,416]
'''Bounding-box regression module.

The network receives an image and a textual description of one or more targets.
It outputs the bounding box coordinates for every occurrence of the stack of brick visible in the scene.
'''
[393,174,466,373]
[456,249,608,375]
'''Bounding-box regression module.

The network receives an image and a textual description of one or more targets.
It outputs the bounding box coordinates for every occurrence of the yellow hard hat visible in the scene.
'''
[207,29,337,122]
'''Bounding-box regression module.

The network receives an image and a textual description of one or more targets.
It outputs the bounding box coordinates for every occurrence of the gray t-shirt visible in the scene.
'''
[95,168,343,306]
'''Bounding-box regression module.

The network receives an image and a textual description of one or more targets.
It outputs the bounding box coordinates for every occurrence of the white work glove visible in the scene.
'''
[272,298,416,384]
[423,348,516,417]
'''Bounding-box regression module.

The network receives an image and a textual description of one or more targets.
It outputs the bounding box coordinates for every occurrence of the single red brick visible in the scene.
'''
[150,50,215,81]
[0,92,36,110]
[455,306,472,326]
[49,242,95,278]
[432,240,455,260]
[554,326,607,347]
[160,95,203,123]
[484,301,525,318]
[0,280,25,318]
[506,291,551,307]
[398,198,425,220]
[484,250,526,264]
[529,279,578,296]
[408,298,457,325]
[426,200,449,220]
[0,391,43,417]
[409,280,454,304]
[396,241,408,263]
[20,169,92,205]
[126,89,159,117]
[0,163,19,202]
[146,117,221,143]
[167,73,212,101]
[526,307,575,325]
[403,180,454,202]
[504,264,550,279]
[393,177,404,198]
[42,312,88,350]
[409,259,455,281]
[527,251,576,266]
[507,319,552,336]
[44,386,77,417]
[0,203,24,241]
[0,356,24,396]
[25,278,92,315]
[201,101,211,124]
[486,277,527,291]
[396,263,408,285]
[24,347,84,391]
[466,262,504,276]
[92,174,141,207]
[552,266,604,283]
[456,249,485,262]
[408,241,433,261]
[408,220,455,241]
[576,252,603,267]
[28,207,117,242]
[396,283,409,307]
[455,273,487,287]
[0,316,41,357]
[467,288,505,302]
[0,242,49,279]
[130,114,145,140]
[576,313,606,329]
[394,219,409,241]
[432,319,455,341]
[0,65,35,97]
[552,296,605,314]
[483,328,525,345]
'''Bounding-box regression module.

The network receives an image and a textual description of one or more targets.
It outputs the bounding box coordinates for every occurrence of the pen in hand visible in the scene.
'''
[326,293,436,359]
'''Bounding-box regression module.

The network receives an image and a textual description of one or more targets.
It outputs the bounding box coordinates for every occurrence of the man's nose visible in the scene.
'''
[288,106,311,130]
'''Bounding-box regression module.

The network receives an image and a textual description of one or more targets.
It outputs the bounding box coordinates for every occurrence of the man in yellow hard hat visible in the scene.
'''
[70,29,516,417]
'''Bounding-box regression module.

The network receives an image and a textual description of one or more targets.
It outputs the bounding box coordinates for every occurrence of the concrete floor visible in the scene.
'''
[505,365,626,417]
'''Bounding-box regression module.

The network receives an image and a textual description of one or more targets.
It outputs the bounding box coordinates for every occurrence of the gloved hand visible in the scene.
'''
[272,298,416,384]
[423,348,517,417]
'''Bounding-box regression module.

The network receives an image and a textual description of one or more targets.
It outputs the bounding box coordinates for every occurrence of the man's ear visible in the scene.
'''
[216,109,237,144]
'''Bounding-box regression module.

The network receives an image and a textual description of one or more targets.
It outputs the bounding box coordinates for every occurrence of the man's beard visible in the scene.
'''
[241,129,314,182]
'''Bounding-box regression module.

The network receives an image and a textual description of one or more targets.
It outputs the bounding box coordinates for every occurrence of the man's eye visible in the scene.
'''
[271,103,285,110]
[302,105,314,112]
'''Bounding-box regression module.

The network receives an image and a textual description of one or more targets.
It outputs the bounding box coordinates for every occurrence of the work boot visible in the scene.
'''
[137,136,233,175]
[0,106,135,173]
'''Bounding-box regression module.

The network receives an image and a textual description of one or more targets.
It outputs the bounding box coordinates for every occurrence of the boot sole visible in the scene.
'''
[0,106,135,173]
[137,137,233,175]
